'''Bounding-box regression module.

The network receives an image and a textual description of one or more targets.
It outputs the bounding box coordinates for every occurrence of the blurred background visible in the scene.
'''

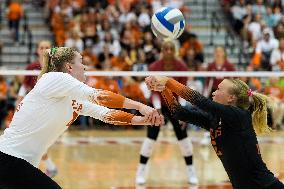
[0,0,283,189]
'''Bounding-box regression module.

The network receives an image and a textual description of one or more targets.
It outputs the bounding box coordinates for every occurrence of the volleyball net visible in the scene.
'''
[1,70,283,130]
[0,70,284,77]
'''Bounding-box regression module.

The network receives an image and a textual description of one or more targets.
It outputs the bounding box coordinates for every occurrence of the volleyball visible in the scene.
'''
[151,7,185,40]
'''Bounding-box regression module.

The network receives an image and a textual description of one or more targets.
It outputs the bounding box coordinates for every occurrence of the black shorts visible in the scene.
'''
[0,151,61,189]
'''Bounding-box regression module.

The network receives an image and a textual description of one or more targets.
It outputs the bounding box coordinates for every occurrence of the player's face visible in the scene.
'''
[212,79,234,105]
[162,43,175,59]
[68,52,86,82]
[37,41,51,58]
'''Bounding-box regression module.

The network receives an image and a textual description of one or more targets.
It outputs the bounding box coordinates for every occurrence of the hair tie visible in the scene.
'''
[47,47,58,71]
[247,89,253,97]
[49,47,58,57]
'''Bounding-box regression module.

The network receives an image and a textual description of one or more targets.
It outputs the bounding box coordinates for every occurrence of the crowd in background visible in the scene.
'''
[0,0,283,130]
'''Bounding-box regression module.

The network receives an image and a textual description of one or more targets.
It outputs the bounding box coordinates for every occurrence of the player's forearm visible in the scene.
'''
[161,87,180,115]
[94,90,146,111]
[81,101,146,125]
[94,90,125,108]
[165,78,201,105]
[122,97,145,111]
[103,110,150,125]
[102,110,134,125]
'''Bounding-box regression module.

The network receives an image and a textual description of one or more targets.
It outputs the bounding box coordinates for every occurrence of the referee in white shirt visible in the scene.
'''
[0,47,163,189]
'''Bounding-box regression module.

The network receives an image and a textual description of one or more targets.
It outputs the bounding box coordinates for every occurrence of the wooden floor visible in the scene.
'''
[35,129,284,189]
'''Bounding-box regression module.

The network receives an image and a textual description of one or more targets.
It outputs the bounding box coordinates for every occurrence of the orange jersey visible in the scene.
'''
[87,76,121,95]
[180,40,203,58]
[7,3,23,21]
[122,83,146,104]
[110,56,131,71]
[264,86,284,100]
[0,81,8,96]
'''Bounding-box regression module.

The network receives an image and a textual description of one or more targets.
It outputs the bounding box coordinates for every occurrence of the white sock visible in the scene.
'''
[187,165,193,170]
[44,158,56,170]
[138,163,146,170]
[137,163,146,175]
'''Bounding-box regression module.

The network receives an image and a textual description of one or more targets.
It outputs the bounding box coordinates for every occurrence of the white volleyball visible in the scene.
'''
[151,7,185,40]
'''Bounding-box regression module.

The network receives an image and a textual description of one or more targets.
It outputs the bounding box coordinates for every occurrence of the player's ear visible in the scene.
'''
[228,94,237,105]
[64,62,73,73]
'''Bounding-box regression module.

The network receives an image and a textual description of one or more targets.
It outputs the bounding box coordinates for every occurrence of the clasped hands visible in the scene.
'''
[132,76,169,127]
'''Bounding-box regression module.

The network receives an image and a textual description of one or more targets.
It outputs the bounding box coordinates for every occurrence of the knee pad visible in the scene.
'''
[140,138,155,157]
[178,137,193,157]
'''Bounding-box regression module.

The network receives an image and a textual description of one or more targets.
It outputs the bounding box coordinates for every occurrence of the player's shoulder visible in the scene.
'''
[40,72,73,82]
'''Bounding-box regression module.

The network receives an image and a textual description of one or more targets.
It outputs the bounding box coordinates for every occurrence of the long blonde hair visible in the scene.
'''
[228,79,271,134]
[38,47,77,79]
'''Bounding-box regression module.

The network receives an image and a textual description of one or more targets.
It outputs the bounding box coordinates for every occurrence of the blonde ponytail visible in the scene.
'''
[250,92,272,134]
[228,79,271,135]
[38,49,51,79]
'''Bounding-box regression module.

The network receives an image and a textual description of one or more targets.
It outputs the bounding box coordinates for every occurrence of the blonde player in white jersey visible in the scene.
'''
[16,40,58,178]
[0,47,164,189]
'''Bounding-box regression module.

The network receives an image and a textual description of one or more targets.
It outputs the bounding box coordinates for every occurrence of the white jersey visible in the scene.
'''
[0,72,112,167]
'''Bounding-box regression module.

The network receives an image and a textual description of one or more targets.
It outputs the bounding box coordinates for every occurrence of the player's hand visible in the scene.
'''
[131,115,164,126]
[145,76,169,92]
[138,104,164,126]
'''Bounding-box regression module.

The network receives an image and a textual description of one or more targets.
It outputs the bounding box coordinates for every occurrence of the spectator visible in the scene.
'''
[179,33,204,67]
[248,13,263,42]
[0,42,2,66]
[138,5,151,28]
[230,0,248,33]
[65,30,84,53]
[80,8,97,48]
[205,46,236,97]
[118,7,137,24]
[97,31,121,56]
[110,49,131,71]
[274,22,284,39]
[264,7,276,28]
[121,76,147,104]
[142,31,158,64]
[265,77,284,100]
[272,6,282,26]
[252,0,266,17]
[82,45,98,68]
[265,77,284,129]
[251,28,279,70]
[6,0,23,43]
[97,19,119,41]
[0,76,8,128]
[132,49,148,71]
[270,37,284,71]
[54,0,73,20]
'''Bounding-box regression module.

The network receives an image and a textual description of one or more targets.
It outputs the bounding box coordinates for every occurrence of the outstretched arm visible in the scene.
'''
[146,76,237,120]
[40,73,162,125]
[161,88,212,130]
[93,90,162,126]
[78,100,163,126]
